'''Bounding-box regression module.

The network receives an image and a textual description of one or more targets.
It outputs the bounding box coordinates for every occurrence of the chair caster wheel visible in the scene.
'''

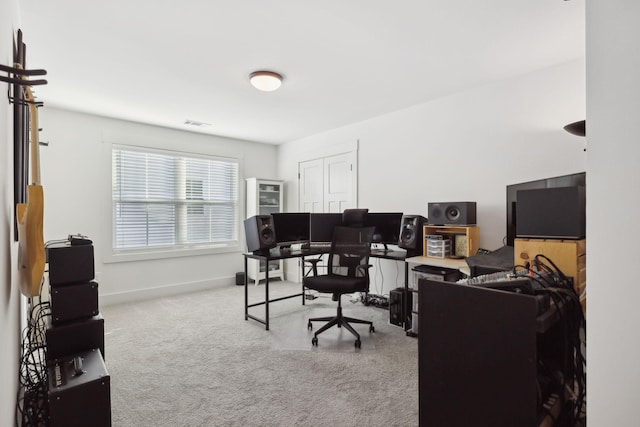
[312,337,318,346]
[307,321,312,330]
[369,325,375,333]
[355,339,361,349]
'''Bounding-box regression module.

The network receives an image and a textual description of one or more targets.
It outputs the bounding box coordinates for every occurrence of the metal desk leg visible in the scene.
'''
[244,256,248,320]
[301,256,306,306]
[264,259,269,330]
[404,261,409,330]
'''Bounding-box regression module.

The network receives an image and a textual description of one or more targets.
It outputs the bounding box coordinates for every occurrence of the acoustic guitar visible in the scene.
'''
[16,82,45,297]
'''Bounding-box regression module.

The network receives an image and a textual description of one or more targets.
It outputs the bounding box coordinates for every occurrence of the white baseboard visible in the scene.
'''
[100,276,234,306]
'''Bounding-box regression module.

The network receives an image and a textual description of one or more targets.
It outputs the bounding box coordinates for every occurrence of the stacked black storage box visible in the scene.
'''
[45,236,111,427]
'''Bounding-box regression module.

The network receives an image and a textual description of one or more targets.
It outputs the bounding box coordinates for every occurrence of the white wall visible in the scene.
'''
[39,108,278,304]
[278,59,586,295]
[586,1,640,424]
[10,3,638,424]
[1,0,22,424]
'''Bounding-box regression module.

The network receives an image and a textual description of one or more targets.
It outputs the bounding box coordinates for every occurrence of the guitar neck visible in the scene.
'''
[24,85,41,186]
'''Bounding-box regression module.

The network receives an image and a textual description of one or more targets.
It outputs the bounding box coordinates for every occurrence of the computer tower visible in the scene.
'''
[389,288,411,327]
[389,288,403,326]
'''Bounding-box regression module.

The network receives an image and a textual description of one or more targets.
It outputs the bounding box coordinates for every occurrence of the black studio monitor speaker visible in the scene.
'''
[428,202,476,226]
[244,215,276,253]
[516,186,585,239]
[398,215,426,256]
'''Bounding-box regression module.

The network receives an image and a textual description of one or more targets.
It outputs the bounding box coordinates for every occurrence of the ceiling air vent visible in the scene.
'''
[184,119,211,127]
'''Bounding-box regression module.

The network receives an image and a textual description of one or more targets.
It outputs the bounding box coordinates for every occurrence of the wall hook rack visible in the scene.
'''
[0,63,48,87]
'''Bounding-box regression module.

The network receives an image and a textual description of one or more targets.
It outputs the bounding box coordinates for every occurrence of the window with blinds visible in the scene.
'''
[112,145,239,253]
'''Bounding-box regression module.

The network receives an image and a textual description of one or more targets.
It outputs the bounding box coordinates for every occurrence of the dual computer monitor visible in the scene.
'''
[270,211,403,248]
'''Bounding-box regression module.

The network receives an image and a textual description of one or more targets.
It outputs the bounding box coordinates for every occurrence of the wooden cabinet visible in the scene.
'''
[245,178,284,284]
[419,278,539,426]
[422,225,480,258]
[514,238,586,296]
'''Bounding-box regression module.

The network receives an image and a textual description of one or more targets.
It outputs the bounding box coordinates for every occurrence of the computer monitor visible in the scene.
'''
[506,172,585,246]
[309,213,343,243]
[271,212,311,248]
[365,212,403,250]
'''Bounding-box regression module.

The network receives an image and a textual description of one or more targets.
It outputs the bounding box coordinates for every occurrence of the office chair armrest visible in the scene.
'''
[356,264,374,274]
[303,257,323,276]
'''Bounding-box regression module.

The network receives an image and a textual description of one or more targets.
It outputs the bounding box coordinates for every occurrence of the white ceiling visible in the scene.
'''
[18,0,585,145]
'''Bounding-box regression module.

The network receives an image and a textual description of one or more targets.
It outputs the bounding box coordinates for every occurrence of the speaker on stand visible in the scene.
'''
[427,202,477,226]
[244,215,277,253]
[398,215,427,257]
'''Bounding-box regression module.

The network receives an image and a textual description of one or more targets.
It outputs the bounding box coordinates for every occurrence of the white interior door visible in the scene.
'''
[324,152,355,213]
[295,148,358,282]
[298,158,323,212]
[298,151,357,213]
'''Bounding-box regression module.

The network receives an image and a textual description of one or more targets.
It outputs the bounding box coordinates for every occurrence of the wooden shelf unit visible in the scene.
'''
[422,225,480,258]
[514,238,586,296]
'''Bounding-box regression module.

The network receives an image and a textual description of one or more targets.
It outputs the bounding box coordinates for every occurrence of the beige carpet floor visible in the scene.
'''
[101,281,419,427]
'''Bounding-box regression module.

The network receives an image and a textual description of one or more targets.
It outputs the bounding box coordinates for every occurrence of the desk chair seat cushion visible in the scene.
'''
[303,274,368,295]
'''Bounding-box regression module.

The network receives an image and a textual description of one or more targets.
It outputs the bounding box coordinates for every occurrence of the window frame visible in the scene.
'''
[106,144,242,263]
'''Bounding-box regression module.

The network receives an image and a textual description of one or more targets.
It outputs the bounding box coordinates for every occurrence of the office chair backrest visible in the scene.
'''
[342,208,369,227]
[328,226,374,279]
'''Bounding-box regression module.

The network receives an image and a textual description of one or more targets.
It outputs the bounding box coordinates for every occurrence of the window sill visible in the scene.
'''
[103,243,241,264]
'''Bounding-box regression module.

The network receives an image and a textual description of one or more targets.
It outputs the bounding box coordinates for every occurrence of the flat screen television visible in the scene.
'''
[271,212,311,248]
[309,213,343,243]
[506,172,585,246]
[365,212,404,250]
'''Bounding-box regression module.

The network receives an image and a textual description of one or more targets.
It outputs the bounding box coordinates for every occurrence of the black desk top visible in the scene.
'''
[244,247,407,261]
[370,248,407,261]
[243,247,327,261]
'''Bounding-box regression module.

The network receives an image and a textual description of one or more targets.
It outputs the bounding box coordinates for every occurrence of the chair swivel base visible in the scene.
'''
[307,305,374,349]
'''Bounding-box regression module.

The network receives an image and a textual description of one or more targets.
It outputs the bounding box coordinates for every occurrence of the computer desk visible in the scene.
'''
[243,247,407,330]
[243,248,325,330]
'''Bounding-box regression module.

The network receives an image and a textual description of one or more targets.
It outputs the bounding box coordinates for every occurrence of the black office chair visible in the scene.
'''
[303,225,375,348]
[341,208,368,227]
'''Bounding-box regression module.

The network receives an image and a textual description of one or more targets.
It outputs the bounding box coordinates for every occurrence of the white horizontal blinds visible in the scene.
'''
[112,146,239,251]
[184,157,238,244]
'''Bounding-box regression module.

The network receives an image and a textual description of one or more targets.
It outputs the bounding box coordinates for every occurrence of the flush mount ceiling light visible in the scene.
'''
[249,71,283,92]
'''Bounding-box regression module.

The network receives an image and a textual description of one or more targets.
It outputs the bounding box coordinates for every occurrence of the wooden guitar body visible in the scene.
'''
[14,73,46,298]
[17,184,45,297]
[4,36,48,297]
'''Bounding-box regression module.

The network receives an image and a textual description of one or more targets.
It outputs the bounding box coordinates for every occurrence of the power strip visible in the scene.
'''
[362,294,389,309]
